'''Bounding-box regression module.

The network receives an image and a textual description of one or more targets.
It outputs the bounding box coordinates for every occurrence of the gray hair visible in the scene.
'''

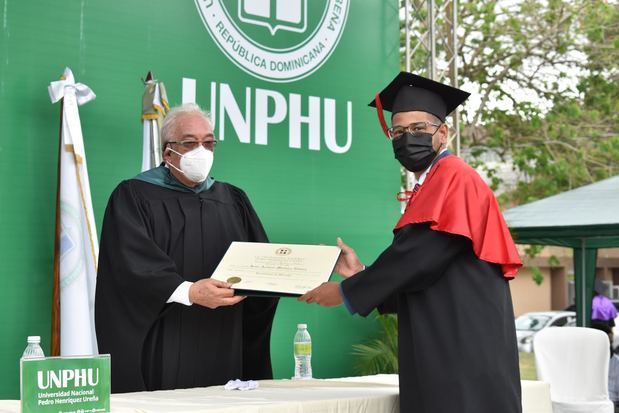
[160,103,212,150]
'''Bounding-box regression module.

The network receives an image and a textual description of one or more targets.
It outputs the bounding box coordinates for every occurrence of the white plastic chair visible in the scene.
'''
[533,326,614,413]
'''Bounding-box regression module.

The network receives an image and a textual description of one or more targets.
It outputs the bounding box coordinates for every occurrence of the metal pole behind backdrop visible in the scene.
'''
[405,0,411,72]
[428,0,436,80]
[452,0,460,156]
[403,0,460,189]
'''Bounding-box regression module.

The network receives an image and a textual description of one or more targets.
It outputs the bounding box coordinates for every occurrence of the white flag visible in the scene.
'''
[48,67,99,356]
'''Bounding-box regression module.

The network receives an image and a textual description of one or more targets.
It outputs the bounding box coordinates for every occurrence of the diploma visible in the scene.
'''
[211,242,341,297]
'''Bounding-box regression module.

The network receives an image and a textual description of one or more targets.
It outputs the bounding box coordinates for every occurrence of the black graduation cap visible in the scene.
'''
[369,72,470,136]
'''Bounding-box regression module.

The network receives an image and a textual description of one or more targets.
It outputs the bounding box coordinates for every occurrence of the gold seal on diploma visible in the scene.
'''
[227,276,242,285]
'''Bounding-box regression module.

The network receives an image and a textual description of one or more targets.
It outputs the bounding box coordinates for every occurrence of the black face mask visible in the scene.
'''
[392,131,440,172]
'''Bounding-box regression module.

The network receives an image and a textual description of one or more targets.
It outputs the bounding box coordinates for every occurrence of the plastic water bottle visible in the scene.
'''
[293,323,312,379]
[21,336,45,359]
[20,336,45,403]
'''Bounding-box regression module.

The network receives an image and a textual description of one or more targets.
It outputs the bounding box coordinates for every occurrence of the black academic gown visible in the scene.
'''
[342,223,521,413]
[95,179,278,393]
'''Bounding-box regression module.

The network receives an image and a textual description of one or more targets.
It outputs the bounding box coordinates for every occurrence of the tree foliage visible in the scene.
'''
[401,0,619,206]
[462,0,619,205]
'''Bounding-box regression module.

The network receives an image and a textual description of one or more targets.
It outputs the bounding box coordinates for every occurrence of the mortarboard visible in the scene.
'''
[369,72,470,137]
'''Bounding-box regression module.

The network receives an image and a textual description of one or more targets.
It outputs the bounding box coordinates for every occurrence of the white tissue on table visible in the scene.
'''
[224,379,259,391]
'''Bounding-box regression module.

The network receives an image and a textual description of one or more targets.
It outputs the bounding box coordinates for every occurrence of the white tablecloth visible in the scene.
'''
[522,380,553,413]
[0,375,399,413]
[0,375,552,413]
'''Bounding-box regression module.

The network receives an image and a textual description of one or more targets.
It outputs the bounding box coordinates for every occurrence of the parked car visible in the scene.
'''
[515,311,576,352]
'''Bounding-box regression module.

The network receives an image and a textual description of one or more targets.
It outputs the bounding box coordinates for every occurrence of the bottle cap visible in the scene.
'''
[27,336,41,343]
[297,323,307,329]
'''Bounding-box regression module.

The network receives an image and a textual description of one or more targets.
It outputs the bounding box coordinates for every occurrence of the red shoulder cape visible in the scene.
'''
[394,155,522,278]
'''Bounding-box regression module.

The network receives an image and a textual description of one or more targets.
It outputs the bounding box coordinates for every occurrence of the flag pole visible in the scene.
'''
[51,100,63,357]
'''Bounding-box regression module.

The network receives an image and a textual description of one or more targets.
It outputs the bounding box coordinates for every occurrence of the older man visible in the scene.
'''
[95,103,278,393]
[300,73,523,413]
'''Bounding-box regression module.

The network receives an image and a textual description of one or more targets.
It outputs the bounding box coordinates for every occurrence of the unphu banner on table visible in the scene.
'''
[20,356,110,413]
[0,0,399,398]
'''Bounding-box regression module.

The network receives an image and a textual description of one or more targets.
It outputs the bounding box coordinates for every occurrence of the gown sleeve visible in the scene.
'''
[95,181,186,390]
[230,186,280,380]
[341,223,470,317]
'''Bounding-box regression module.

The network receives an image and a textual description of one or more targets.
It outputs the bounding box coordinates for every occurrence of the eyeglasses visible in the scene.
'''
[387,121,441,140]
[167,140,218,151]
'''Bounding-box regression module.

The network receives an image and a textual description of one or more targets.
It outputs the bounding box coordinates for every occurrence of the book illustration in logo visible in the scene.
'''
[239,0,307,35]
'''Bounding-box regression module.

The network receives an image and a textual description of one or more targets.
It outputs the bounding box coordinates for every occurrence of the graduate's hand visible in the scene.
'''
[298,282,342,307]
[189,279,246,309]
[334,237,364,278]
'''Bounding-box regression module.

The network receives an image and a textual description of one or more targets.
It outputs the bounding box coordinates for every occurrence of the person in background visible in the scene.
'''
[592,279,618,331]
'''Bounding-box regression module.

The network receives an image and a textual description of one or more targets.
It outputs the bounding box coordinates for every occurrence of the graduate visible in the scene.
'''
[299,72,523,412]
[95,103,278,393]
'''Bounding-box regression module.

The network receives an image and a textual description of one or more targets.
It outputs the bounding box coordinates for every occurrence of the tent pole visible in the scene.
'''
[581,239,586,326]
[574,239,596,327]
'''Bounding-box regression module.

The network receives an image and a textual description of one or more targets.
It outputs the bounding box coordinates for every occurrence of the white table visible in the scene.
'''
[522,380,553,413]
[0,375,552,413]
[0,375,399,413]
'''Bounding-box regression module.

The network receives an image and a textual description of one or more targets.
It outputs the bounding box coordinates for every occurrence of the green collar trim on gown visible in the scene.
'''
[133,164,215,193]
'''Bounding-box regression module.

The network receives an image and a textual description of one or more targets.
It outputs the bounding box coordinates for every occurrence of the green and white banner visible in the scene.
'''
[21,356,110,413]
[0,0,399,398]
[182,0,356,155]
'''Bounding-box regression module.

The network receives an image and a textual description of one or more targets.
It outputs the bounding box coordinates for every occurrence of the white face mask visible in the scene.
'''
[166,146,214,183]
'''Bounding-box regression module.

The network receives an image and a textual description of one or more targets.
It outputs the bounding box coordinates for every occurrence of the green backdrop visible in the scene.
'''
[0,0,399,398]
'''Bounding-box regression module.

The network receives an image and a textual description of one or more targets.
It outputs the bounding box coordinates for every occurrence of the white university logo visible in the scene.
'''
[195,0,350,82]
